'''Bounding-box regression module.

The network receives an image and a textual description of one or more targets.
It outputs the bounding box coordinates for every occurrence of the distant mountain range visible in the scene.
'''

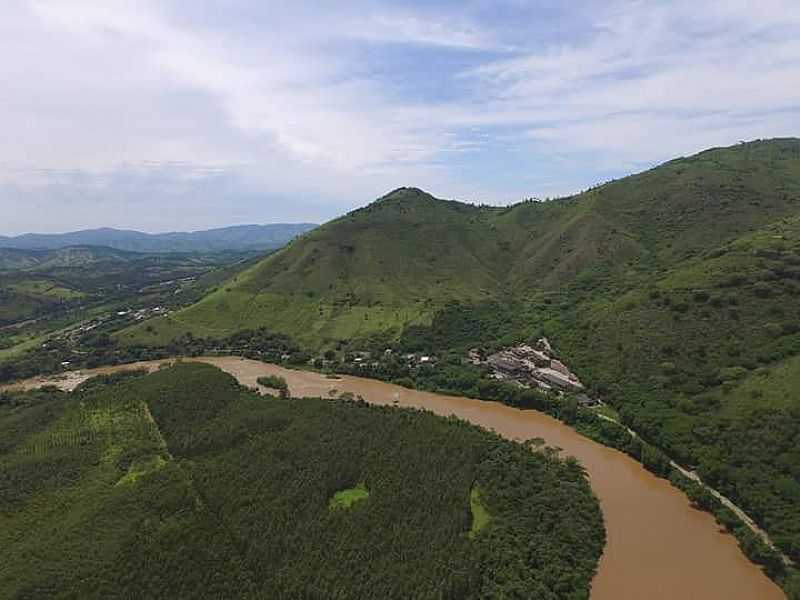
[0,223,318,253]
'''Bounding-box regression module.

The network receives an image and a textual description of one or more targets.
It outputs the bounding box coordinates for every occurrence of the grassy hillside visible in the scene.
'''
[117,188,606,345]
[0,363,604,599]
[0,246,141,270]
[0,279,85,326]
[144,189,519,344]
[549,210,800,561]
[120,139,800,348]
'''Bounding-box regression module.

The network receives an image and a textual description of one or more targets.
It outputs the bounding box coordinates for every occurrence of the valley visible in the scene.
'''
[0,247,265,370]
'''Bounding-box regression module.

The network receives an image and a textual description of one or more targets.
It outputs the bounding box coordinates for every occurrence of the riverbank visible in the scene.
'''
[2,356,787,600]
[596,413,793,568]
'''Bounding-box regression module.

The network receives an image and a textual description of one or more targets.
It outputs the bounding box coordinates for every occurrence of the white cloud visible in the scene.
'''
[461,0,800,166]
[352,12,501,49]
[1,0,799,233]
[18,0,485,180]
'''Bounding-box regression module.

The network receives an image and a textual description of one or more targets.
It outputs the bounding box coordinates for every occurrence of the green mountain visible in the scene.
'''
[120,138,800,347]
[117,138,800,570]
[0,363,603,598]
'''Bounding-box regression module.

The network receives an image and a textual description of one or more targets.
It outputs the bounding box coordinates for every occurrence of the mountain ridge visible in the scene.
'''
[0,223,318,253]
[119,138,800,348]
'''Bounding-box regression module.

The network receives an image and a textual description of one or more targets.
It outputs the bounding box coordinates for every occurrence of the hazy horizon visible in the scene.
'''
[4,0,800,235]
[0,222,320,238]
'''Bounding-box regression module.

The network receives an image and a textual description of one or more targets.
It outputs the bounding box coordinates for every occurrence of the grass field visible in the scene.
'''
[10,279,86,300]
[330,482,370,510]
[468,487,491,539]
[0,333,48,361]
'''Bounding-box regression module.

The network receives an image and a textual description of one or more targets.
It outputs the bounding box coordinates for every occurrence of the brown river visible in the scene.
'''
[3,356,786,600]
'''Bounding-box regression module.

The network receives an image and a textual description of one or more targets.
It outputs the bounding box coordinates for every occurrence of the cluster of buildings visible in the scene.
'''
[47,305,170,349]
[349,350,436,369]
[122,306,168,321]
[469,339,598,406]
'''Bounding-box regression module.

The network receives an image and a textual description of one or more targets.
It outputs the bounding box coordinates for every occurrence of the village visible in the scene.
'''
[41,305,173,369]
[63,305,170,341]
[469,338,600,407]
[336,336,600,408]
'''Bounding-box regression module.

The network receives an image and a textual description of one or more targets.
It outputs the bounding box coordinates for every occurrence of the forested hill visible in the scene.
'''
[0,223,317,253]
[115,138,800,573]
[120,138,800,347]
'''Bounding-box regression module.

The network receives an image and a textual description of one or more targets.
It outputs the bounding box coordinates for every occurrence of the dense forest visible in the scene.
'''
[0,363,604,599]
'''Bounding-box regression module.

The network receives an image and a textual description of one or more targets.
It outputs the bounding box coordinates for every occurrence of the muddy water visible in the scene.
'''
[0,360,169,392]
[3,356,786,600]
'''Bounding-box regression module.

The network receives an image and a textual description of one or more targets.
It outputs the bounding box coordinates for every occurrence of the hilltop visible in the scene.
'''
[120,138,800,347]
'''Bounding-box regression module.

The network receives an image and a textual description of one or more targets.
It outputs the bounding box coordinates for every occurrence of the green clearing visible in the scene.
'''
[10,279,85,300]
[329,482,370,510]
[468,487,490,539]
[0,333,48,361]
[115,455,167,486]
[0,363,604,599]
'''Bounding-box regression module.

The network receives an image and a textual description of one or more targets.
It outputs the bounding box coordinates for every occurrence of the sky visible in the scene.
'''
[2,0,799,234]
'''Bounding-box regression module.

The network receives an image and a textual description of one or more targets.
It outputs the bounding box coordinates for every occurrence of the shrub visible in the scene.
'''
[257,375,289,398]
[671,302,689,313]
[752,282,774,298]
[718,366,748,382]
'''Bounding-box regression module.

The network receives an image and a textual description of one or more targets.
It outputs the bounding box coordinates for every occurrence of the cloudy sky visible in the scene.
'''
[2,0,799,234]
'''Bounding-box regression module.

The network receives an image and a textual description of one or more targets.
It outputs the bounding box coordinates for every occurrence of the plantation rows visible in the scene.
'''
[0,363,604,599]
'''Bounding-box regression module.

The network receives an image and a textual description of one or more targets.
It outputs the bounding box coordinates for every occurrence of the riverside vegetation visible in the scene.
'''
[0,362,604,599]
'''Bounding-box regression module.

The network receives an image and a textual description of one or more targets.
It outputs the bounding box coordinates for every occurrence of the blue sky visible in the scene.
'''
[2,0,799,234]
